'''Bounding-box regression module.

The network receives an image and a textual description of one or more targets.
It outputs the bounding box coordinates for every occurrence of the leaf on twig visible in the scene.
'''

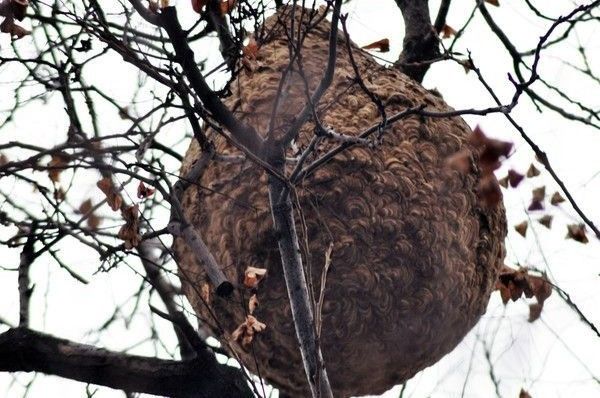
[361,38,390,53]
[566,223,588,244]
[495,266,552,322]
[191,0,206,13]
[242,37,261,73]
[77,198,101,230]
[118,204,141,249]
[53,186,65,201]
[0,153,8,166]
[538,215,553,229]
[485,0,500,6]
[528,303,542,322]
[440,24,456,39]
[97,177,123,211]
[528,186,545,211]
[248,294,259,314]
[243,37,259,59]
[243,266,267,289]
[231,315,266,349]
[220,0,236,15]
[532,186,546,202]
[459,58,475,73]
[514,221,528,237]
[526,163,540,178]
[507,169,524,188]
[201,282,210,304]
[1,19,28,39]
[137,181,155,199]
[498,175,508,188]
[469,126,513,174]
[550,191,565,206]
[516,388,531,398]
[48,153,69,183]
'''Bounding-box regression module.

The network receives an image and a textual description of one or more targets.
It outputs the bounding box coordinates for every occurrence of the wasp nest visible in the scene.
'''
[174,7,506,397]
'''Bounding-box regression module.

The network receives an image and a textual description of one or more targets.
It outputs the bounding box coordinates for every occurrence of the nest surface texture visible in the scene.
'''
[174,7,507,397]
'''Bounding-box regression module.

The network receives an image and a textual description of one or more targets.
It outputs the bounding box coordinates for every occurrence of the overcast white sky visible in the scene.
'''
[1,0,599,397]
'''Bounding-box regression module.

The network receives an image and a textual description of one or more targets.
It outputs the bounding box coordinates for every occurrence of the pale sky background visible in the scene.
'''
[1,0,599,397]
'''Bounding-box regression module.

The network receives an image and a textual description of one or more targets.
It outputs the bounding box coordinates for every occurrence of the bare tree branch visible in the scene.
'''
[395,0,440,82]
[267,147,333,398]
[0,328,252,398]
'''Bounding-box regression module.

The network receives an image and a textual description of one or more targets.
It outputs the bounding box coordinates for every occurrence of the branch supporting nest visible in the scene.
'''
[267,146,333,398]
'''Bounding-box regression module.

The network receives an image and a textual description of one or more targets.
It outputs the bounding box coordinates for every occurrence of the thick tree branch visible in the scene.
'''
[18,225,36,328]
[158,7,263,156]
[0,328,252,398]
[138,242,196,359]
[395,0,440,82]
[206,0,237,70]
[433,0,451,33]
[267,146,333,398]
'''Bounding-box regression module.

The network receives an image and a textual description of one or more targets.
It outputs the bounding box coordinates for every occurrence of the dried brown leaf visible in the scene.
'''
[97,177,123,211]
[441,24,456,39]
[362,38,390,53]
[78,198,93,215]
[10,0,30,21]
[528,302,543,322]
[514,221,528,237]
[48,153,69,183]
[528,199,544,211]
[243,266,267,289]
[53,186,65,201]
[201,282,210,305]
[248,294,259,314]
[538,215,553,229]
[532,186,546,202]
[118,204,141,249]
[220,0,236,15]
[231,315,266,349]
[485,0,500,6]
[526,163,540,178]
[498,175,508,188]
[0,18,30,40]
[507,169,524,188]
[550,191,565,206]
[469,126,513,174]
[566,223,588,244]
[191,0,206,13]
[137,181,155,199]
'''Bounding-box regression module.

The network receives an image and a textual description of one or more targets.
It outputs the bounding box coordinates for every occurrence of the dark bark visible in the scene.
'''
[159,6,263,156]
[0,328,252,398]
[395,0,440,82]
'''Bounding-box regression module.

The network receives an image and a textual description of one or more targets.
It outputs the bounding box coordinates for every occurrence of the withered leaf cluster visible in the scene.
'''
[0,0,30,40]
[495,266,552,322]
[118,204,141,249]
[469,126,513,206]
[77,198,101,230]
[97,177,123,211]
[231,267,268,349]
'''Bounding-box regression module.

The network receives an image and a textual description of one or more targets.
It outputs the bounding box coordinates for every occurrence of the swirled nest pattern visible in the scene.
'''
[174,7,507,397]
